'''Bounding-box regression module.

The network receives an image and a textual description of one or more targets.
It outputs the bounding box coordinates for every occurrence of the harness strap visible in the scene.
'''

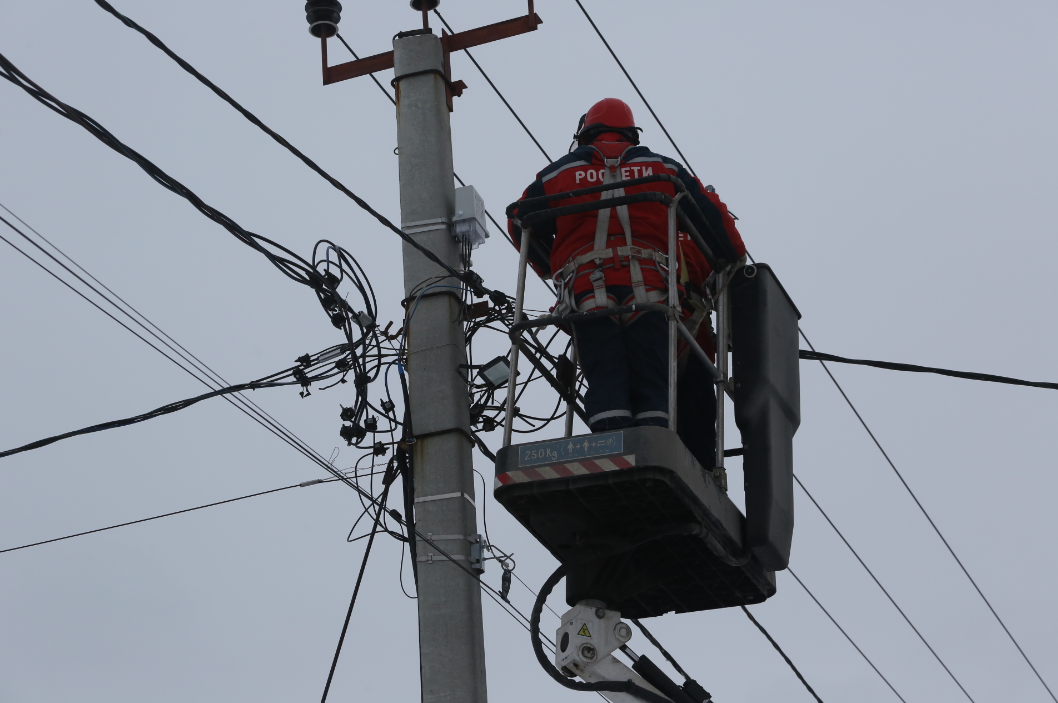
[557,246,669,281]
[553,145,670,316]
[682,289,711,337]
[590,148,653,306]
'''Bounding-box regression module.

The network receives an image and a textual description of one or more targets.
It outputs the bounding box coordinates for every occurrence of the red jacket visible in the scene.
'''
[508,136,745,298]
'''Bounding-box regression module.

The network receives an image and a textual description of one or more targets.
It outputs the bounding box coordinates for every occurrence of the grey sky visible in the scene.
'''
[1,1,1056,701]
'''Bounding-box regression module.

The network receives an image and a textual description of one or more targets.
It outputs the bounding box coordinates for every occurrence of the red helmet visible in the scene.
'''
[576,98,640,145]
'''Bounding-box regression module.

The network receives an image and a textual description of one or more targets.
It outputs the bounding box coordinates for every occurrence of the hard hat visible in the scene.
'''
[585,98,636,132]
[576,98,641,146]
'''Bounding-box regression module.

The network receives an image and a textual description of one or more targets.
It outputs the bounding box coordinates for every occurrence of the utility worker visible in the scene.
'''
[508,98,745,445]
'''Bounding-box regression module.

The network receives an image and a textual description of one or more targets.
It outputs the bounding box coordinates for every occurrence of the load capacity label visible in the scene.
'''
[517,432,624,467]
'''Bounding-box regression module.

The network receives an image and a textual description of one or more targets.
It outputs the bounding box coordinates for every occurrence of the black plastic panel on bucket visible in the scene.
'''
[494,427,775,619]
[730,263,801,571]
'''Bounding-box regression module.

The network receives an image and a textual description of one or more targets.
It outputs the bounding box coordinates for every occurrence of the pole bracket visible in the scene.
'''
[319,1,543,113]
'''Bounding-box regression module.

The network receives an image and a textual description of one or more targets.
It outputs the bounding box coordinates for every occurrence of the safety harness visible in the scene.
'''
[553,147,669,316]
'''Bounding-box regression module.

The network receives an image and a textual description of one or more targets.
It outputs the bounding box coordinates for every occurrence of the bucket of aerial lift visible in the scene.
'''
[494,426,777,619]
[730,263,800,571]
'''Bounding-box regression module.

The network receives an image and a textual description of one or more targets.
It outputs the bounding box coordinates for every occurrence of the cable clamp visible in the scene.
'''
[417,553,469,563]
[415,533,484,573]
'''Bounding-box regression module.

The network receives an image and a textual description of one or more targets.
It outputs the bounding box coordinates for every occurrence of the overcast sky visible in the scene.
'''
[1,1,1057,701]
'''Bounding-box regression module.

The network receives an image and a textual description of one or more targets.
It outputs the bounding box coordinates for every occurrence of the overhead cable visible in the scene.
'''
[0,204,359,491]
[2,213,533,657]
[800,349,1058,392]
[0,478,340,556]
[793,473,976,702]
[800,330,1058,703]
[333,7,1047,694]
[0,345,347,459]
[3,210,502,633]
[0,52,317,288]
[88,0,505,304]
[321,482,392,703]
[741,606,824,703]
[334,31,546,280]
[786,568,907,703]
[433,9,553,163]
[1,49,406,451]
[572,0,698,177]
[629,618,692,682]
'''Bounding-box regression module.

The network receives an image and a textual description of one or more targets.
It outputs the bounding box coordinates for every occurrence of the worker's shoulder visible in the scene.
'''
[536,147,594,183]
[624,145,686,173]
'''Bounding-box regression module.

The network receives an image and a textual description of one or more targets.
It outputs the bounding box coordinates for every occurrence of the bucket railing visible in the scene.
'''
[502,174,735,479]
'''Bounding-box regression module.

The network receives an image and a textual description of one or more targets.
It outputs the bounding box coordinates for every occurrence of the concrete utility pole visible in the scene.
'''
[393,31,488,703]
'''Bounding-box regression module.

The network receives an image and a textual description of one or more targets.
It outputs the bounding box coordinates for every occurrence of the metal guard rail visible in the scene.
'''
[509,302,721,382]
[505,173,727,273]
[502,177,735,478]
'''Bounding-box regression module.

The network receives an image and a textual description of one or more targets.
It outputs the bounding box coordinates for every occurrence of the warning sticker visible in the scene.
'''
[577,624,592,638]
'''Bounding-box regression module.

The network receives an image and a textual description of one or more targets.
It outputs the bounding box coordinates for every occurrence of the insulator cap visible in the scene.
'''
[306,0,342,38]
[410,0,440,11]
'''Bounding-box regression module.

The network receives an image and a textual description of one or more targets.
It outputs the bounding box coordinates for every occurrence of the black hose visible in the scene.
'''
[530,564,673,703]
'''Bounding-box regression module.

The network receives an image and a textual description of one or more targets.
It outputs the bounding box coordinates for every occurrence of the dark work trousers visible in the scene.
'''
[677,351,718,468]
[573,286,669,431]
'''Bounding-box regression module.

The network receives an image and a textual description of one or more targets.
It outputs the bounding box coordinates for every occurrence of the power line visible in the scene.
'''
[0,335,352,459]
[0,478,340,556]
[334,11,1018,699]
[88,0,505,304]
[786,567,907,703]
[37,5,1040,700]
[801,349,1058,392]
[335,15,894,701]
[799,329,1058,702]
[1,45,407,460]
[569,8,1054,686]
[0,216,531,689]
[741,605,824,703]
[3,197,535,701]
[629,618,692,682]
[0,42,552,691]
[322,12,1048,702]
[0,204,358,490]
[572,0,698,177]
[433,9,553,163]
[0,54,321,288]
[471,10,986,695]
[321,483,390,703]
[333,32,542,273]
[0,376,296,459]
[794,473,976,702]
[411,12,881,699]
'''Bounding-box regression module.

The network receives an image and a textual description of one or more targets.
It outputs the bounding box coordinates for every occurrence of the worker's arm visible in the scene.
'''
[508,178,556,279]
[667,160,746,265]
